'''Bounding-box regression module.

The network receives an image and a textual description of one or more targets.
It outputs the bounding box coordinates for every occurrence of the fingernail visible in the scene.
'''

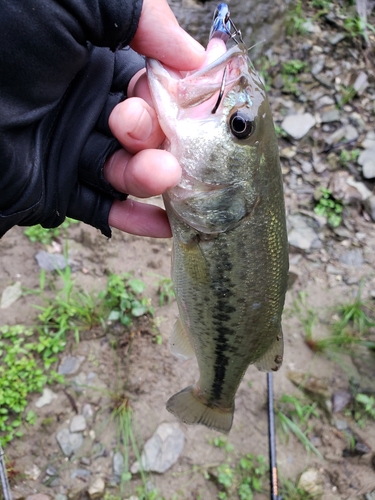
[129,107,153,141]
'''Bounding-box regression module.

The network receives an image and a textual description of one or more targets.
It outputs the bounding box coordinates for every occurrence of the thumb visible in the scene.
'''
[130,0,205,71]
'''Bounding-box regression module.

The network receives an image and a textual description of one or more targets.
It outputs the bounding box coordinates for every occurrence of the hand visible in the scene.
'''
[105,0,205,238]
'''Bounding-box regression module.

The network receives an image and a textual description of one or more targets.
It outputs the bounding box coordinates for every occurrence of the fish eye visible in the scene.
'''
[229,111,254,139]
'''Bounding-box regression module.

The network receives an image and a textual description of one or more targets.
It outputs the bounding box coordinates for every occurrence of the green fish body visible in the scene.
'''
[147,41,289,433]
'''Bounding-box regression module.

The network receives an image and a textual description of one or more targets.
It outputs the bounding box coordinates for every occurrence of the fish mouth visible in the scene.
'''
[146,43,248,113]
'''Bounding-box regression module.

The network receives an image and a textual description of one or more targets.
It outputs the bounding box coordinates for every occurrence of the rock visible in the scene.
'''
[326,124,358,145]
[320,107,340,123]
[287,214,321,251]
[88,477,106,499]
[45,464,58,477]
[58,355,85,375]
[113,451,124,477]
[34,250,68,271]
[364,195,375,221]
[70,468,91,480]
[362,159,375,179]
[339,249,364,267]
[55,495,68,500]
[298,468,324,497]
[0,281,22,309]
[70,415,87,433]
[281,113,316,140]
[131,423,185,474]
[82,403,94,419]
[35,388,58,408]
[26,495,51,500]
[352,70,369,95]
[334,419,348,431]
[25,464,41,480]
[56,428,84,456]
[329,32,346,44]
[328,172,367,205]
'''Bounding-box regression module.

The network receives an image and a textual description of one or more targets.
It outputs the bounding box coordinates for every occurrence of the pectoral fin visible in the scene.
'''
[254,329,284,372]
[178,239,210,284]
[169,318,195,360]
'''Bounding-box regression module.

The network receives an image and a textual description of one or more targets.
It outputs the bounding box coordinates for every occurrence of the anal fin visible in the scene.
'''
[254,329,284,372]
[169,318,195,360]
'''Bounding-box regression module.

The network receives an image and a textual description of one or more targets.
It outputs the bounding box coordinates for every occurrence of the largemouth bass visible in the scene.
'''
[147,3,289,433]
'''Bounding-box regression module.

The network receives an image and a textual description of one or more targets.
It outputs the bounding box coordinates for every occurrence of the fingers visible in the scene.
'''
[109,198,172,238]
[130,0,205,71]
[108,96,164,154]
[104,148,181,198]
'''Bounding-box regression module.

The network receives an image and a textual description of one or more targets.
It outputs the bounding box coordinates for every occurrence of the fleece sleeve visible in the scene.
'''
[0,0,145,238]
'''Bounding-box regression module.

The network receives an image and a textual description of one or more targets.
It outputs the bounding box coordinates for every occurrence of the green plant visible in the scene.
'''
[339,149,360,167]
[292,292,318,349]
[276,394,323,459]
[155,276,175,306]
[0,324,63,445]
[280,476,319,499]
[286,0,307,36]
[349,393,375,428]
[314,188,343,228]
[282,60,307,75]
[101,273,153,326]
[35,266,102,347]
[24,217,79,245]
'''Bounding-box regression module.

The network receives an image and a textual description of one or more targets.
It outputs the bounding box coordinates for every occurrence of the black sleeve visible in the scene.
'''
[0,0,145,238]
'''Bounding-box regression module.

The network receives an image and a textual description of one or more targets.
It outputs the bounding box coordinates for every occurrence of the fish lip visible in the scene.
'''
[146,43,246,85]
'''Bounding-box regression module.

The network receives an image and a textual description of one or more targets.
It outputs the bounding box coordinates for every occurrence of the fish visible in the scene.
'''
[146,3,289,433]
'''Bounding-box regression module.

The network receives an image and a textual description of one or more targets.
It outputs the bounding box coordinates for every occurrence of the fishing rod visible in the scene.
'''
[267,372,282,500]
[0,443,12,500]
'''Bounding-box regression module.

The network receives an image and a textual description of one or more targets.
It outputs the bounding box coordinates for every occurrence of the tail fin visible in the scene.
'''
[166,386,233,433]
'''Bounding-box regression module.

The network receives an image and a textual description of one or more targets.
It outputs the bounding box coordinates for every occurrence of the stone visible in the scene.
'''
[35,388,58,408]
[45,465,58,476]
[113,451,124,477]
[364,195,375,221]
[320,107,340,123]
[0,281,22,309]
[281,113,316,140]
[362,159,375,179]
[326,124,358,145]
[287,214,321,251]
[58,355,85,375]
[131,423,185,474]
[34,250,68,272]
[70,468,91,480]
[26,495,51,500]
[82,403,94,419]
[25,464,41,480]
[339,249,364,267]
[88,477,106,499]
[70,415,87,433]
[56,428,84,456]
[298,468,324,496]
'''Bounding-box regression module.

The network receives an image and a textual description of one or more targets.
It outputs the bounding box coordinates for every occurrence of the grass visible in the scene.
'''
[23,217,79,245]
[275,394,323,459]
[1,266,155,448]
[0,324,64,445]
[314,188,343,228]
[205,438,267,499]
[280,476,320,499]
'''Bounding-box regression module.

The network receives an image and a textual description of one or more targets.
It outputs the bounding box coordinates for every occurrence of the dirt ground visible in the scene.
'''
[1,196,375,499]
[2,1,375,498]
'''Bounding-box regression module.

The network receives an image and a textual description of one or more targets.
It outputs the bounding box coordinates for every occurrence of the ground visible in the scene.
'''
[1,1,375,499]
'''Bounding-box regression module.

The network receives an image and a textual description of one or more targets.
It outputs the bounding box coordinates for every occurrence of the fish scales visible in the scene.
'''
[147,4,289,433]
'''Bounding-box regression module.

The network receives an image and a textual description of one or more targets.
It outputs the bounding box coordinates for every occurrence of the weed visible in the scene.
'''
[35,266,102,346]
[351,393,375,427]
[314,188,343,228]
[276,394,323,459]
[24,217,79,245]
[282,60,307,75]
[0,324,63,445]
[286,1,307,36]
[292,292,318,349]
[155,276,175,306]
[280,476,318,499]
[274,124,288,138]
[339,149,360,167]
[101,273,154,326]
[207,442,267,500]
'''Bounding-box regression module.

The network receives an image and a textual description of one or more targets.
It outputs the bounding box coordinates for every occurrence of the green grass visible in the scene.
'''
[23,217,79,245]
[1,267,155,447]
[276,394,323,459]
[0,324,64,445]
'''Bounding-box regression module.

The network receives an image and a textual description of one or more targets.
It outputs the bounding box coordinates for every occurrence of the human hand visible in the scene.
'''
[105,0,205,238]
